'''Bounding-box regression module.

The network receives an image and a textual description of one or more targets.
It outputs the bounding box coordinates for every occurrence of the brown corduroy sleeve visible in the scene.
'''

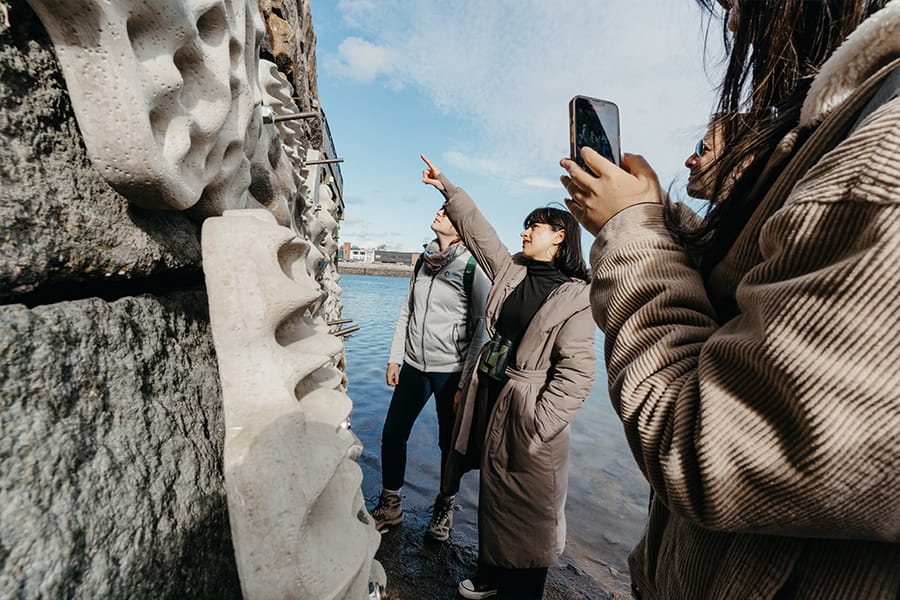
[590,118,900,543]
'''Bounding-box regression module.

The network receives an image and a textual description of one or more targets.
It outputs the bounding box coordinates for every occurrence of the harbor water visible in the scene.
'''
[341,273,648,585]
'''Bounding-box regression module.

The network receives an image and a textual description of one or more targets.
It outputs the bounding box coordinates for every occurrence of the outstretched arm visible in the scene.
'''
[420,154,512,280]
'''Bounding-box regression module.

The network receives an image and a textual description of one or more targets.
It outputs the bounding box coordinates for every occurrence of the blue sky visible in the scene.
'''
[309,0,727,252]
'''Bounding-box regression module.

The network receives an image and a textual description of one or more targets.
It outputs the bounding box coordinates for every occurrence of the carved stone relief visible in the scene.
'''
[246,58,300,225]
[202,209,383,599]
[24,0,268,216]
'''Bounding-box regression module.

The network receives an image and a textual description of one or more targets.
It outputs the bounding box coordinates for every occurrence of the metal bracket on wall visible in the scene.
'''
[261,105,320,124]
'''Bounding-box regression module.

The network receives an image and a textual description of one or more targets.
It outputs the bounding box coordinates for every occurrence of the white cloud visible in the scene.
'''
[331,37,398,83]
[335,0,384,29]
[442,150,515,180]
[333,1,725,189]
[340,227,421,251]
[521,177,560,190]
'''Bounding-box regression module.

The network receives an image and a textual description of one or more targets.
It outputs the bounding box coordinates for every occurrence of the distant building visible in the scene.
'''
[339,243,419,265]
[374,250,419,265]
[339,245,375,262]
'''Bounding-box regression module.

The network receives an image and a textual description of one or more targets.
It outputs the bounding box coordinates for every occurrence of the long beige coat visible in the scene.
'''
[438,174,597,569]
[589,2,900,598]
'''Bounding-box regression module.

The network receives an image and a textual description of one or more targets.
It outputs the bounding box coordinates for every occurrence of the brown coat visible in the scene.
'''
[589,3,900,598]
[438,174,597,569]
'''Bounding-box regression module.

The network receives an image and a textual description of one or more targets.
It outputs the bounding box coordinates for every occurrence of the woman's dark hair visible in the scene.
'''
[677,0,888,276]
[524,206,590,281]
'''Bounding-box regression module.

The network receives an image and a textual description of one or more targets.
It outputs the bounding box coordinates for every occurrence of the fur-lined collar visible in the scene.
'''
[800,0,900,127]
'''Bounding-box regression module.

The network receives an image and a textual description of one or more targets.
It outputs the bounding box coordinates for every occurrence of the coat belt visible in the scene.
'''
[504,367,546,385]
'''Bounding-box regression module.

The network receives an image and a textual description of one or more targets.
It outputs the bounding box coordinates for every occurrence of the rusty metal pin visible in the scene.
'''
[333,325,360,337]
[260,108,320,124]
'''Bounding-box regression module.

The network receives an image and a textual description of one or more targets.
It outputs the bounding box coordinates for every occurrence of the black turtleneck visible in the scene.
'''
[495,258,569,349]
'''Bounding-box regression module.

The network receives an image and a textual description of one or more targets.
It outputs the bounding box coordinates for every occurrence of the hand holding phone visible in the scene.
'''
[569,95,621,174]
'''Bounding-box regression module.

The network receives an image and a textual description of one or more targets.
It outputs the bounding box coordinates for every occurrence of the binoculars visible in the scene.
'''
[478,334,514,381]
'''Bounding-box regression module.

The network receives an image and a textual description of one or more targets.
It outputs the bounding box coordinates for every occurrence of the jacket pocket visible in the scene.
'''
[452,322,463,356]
[505,391,540,473]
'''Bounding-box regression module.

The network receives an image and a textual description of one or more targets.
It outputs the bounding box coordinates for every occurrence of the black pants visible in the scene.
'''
[479,562,548,600]
[380,363,461,493]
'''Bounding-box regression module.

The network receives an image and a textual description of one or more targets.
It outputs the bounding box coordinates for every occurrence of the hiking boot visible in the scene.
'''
[370,491,403,532]
[458,575,497,599]
[425,493,454,542]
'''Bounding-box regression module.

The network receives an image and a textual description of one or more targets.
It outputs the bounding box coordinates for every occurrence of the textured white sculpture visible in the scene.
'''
[315,180,344,323]
[25,0,268,215]
[202,209,383,599]
[259,59,310,183]
[294,150,344,323]
[246,59,299,225]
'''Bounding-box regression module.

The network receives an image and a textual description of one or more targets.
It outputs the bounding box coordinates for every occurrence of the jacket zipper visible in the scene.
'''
[420,269,438,370]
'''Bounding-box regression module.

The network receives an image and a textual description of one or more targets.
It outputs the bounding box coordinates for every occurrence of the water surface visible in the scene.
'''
[341,273,648,582]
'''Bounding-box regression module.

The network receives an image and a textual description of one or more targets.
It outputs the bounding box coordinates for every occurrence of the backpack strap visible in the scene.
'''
[408,254,425,316]
[463,255,477,342]
[413,253,424,278]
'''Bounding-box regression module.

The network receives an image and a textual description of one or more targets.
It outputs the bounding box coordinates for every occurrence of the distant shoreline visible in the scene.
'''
[337,262,413,278]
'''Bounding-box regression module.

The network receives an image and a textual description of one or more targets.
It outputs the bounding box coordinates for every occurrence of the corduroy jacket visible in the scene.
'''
[589,2,900,598]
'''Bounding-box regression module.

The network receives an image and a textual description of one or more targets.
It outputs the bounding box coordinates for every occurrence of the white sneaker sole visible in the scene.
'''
[458,579,497,599]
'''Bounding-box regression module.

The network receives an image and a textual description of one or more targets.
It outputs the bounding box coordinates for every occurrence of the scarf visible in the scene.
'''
[421,238,463,274]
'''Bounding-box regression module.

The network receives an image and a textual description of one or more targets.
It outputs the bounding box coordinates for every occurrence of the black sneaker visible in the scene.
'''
[370,491,403,532]
[458,575,497,599]
[425,493,454,542]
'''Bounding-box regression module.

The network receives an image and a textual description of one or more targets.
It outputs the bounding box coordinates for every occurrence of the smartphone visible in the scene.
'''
[569,95,621,173]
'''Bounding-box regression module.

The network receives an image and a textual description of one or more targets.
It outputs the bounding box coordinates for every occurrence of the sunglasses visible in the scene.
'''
[695,139,711,157]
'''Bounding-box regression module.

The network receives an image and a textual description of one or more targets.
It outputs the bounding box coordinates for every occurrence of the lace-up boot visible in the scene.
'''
[370,490,403,532]
[425,493,454,541]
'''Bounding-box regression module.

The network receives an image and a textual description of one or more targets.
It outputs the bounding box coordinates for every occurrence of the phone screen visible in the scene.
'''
[571,96,620,172]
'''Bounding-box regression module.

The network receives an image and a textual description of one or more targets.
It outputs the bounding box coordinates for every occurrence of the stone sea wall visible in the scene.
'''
[0,292,237,598]
[337,262,415,278]
[0,0,360,597]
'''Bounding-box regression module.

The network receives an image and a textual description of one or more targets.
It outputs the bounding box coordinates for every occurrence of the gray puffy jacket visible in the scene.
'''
[388,242,489,388]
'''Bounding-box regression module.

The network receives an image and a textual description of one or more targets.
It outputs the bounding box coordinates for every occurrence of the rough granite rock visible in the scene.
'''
[0,290,240,599]
[258,0,322,148]
[0,1,203,298]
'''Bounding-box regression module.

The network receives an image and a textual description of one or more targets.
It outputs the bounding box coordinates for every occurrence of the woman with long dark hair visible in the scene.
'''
[561,0,900,598]
[421,155,596,600]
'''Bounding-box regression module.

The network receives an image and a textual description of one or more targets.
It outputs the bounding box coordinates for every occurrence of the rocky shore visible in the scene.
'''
[374,504,631,600]
[338,262,414,277]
